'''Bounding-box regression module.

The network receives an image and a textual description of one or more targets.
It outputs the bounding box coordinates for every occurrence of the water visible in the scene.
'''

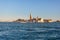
[0,22,60,40]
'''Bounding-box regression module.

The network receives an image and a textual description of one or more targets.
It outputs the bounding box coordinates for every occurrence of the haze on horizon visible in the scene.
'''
[0,0,60,21]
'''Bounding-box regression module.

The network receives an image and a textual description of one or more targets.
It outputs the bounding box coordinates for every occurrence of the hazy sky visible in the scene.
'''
[0,0,60,21]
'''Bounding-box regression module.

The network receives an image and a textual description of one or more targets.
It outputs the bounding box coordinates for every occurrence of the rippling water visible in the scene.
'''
[0,22,60,40]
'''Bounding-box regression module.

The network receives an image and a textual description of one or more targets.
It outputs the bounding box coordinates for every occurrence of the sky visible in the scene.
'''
[0,0,60,21]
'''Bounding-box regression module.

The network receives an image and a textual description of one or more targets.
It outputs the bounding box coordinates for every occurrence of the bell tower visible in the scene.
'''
[29,13,32,22]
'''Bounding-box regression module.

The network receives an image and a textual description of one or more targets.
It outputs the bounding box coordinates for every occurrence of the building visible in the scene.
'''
[13,12,53,23]
[56,20,60,22]
[38,18,43,22]
[43,19,52,22]
[28,14,44,23]
[15,19,26,23]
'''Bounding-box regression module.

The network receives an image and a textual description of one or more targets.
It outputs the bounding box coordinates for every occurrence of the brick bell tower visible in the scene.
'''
[29,13,32,22]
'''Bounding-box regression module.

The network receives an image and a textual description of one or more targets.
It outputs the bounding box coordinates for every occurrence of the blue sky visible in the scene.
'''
[0,0,60,21]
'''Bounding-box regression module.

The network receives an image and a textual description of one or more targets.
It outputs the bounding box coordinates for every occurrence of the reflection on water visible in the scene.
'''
[0,22,60,40]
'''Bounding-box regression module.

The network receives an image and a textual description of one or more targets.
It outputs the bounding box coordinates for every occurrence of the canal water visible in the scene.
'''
[0,22,60,40]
